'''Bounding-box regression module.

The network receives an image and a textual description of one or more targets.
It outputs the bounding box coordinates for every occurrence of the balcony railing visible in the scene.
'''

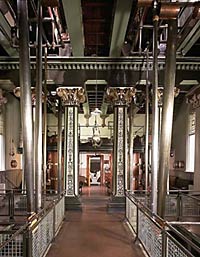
[126,191,200,257]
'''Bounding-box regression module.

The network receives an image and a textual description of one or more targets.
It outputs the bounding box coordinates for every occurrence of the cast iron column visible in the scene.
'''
[17,0,34,214]
[57,87,85,210]
[107,87,135,211]
[157,19,177,218]
[35,0,43,211]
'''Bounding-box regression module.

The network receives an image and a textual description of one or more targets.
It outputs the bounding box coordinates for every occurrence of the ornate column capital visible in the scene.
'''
[56,87,85,106]
[157,86,180,107]
[106,87,136,106]
[13,87,45,106]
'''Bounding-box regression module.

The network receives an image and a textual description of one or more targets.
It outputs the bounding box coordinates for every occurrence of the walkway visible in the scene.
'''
[46,186,145,257]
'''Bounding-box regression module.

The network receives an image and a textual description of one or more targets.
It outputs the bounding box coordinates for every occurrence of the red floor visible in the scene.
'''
[46,186,146,257]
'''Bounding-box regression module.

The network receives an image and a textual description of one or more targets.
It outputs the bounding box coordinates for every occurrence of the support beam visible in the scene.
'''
[62,0,84,56]
[158,19,177,218]
[17,0,34,214]
[109,0,133,57]
[177,20,200,56]
[0,12,18,56]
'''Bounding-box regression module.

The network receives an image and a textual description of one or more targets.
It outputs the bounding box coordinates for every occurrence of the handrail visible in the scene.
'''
[165,222,200,254]
[0,191,65,256]
[0,222,29,249]
[126,191,165,228]
[126,190,200,256]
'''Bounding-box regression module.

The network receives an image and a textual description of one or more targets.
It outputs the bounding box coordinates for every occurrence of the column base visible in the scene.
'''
[107,195,125,213]
[65,196,82,211]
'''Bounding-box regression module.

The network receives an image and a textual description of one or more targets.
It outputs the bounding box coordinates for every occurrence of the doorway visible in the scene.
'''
[86,155,103,187]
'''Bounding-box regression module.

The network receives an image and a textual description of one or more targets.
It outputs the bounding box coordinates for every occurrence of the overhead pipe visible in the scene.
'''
[17,0,34,215]
[35,0,43,211]
[151,0,159,214]
[57,100,62,194]
[157,19,178,218]
[160,4,180,20]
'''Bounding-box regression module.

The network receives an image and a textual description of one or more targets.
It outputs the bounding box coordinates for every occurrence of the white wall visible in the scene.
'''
[171,100,194,182]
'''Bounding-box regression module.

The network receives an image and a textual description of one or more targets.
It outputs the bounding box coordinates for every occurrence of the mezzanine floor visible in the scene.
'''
[46,186,146,257]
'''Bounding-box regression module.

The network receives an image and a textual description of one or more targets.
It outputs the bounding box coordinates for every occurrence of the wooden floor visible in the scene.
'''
[46,186,146,257]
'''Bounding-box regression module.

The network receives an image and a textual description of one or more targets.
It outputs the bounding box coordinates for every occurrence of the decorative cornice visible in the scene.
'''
[0,57,199,71]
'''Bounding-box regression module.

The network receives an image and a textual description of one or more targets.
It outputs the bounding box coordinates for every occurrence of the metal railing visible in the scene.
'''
[0,193,65,257]
[129,190,200,220]
[126,191,200,257]
[0,189,61,220]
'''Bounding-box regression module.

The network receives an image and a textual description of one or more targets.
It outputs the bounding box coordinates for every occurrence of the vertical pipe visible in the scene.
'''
[139,25,142,54]
[145,47,149,191]
[43,48,48,193]
[151,14,159,213]
[17,0,34,214]
[35,0,43,211]
[157,19,177,218]
[129,102,134,191]
[57,100,62,194]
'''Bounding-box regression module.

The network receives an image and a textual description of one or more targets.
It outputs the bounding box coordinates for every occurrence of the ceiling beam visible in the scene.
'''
[109,0,133,57]
[177,20,200,55]
[62,0,84,56]
[0,12,18,56]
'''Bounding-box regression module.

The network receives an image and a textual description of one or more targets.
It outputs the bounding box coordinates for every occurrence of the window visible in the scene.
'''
[186,113,195,172]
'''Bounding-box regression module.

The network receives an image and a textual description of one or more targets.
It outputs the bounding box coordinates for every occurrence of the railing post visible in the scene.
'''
[176,191,181,221]
[53,200,56,239]
[162,228,167,257]
[9,190,14,221]
[135,203,139,242]
[23,229,32,257]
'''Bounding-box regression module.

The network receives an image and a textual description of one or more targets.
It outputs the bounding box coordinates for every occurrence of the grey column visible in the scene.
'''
[17,0,34,214]
[35,1,43,211]
[158,19,177,218]
[57,100,63,194]
[151,15,159,213]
